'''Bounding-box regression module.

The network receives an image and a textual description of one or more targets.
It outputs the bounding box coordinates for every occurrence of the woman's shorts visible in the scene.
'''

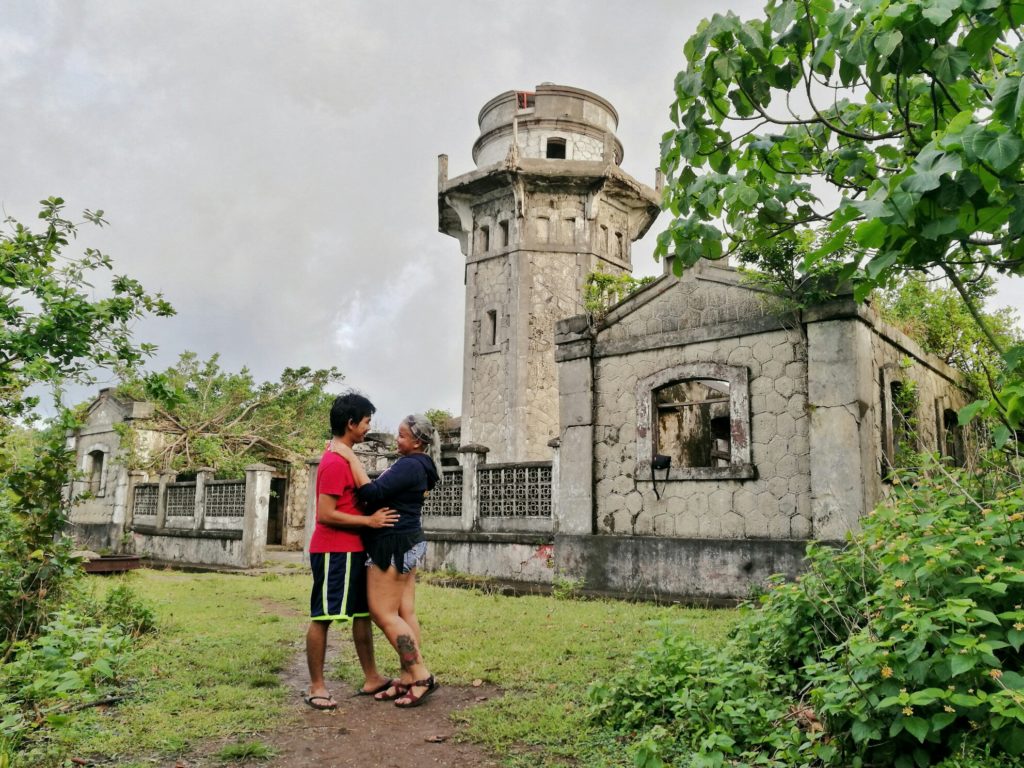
[309,551,370,621]
[365,538,427,574]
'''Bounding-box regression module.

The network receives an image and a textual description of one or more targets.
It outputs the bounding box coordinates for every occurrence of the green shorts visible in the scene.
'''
[309,551,370,621]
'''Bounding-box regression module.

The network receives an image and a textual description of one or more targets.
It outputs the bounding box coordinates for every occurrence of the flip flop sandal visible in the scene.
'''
[394,675,438,708]
[355,678,397,697]
[303,694,338,711]
[373,682,409,702]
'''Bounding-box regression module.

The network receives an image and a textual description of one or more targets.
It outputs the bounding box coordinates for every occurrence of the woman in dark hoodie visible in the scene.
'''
[330,413,439,708]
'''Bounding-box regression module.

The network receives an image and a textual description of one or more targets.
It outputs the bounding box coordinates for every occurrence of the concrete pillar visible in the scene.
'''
[242,463,273,568]
[547,437,560,526]
[554,317,594,535]
[303,456,320,565]
[123,470,148,540]
[193,467,215,531]
[806,314,875,540]
[457,444,489,532]
[155,471,175,531]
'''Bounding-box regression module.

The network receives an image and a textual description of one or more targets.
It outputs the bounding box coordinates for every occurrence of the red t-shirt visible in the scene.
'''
[308,450,364,553]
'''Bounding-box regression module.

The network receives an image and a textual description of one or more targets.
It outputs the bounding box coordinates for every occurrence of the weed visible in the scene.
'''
[215,740,277,762]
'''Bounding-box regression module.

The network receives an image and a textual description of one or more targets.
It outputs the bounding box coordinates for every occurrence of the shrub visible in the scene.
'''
[591,455,1024,767]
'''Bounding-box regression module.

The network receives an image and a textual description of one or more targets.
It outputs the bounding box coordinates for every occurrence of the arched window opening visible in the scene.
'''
[546,138,567,159]
[88,450,105,496]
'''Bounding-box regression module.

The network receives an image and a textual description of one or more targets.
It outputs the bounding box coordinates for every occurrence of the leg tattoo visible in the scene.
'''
[396,634,418,671]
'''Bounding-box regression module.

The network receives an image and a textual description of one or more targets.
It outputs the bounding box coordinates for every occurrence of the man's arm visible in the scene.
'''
[329,442,371,487]
[317,494,397,529]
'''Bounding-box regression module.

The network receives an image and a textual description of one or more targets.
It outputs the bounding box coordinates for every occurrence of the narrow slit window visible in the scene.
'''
[941,408,965,467]
[499,220,509,247]
[615,232,625,258]
[546,138,567,159]
[88,450,105,495]
[486,309,497,346]
[477,225,490,254]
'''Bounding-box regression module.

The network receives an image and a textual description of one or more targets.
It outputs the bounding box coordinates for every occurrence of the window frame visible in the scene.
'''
[635,363,754,481]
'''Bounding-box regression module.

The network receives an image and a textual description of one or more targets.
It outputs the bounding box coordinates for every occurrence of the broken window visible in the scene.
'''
[654,380,732,468]
[939,407,965,467]
[546,138,567,159]
[880,367,919,477]
[636,363,753,481]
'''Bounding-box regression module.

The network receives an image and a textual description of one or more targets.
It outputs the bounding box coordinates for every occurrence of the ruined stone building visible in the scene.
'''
[67,388,307,555]
[426,83,975,600]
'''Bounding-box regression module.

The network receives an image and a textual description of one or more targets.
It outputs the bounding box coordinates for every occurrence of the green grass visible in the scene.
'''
[46,568,737,767]
[215,740,277,762]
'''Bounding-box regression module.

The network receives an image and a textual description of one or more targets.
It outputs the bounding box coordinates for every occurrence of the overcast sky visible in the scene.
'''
[4,1,1023,430]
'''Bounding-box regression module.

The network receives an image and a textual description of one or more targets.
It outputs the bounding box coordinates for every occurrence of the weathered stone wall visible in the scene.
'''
[593,326,810,539]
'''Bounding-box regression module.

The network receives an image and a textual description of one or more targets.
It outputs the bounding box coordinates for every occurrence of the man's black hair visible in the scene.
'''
[330,392,376,436]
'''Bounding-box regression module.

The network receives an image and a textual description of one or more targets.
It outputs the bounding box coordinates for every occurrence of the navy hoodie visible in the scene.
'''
[357,452,439,535]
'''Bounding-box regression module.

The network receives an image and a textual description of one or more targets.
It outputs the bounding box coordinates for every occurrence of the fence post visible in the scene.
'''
[123,470,148,545]
[193,467,215,531]
[155,471,175,531]
[242,463,273,568]
[457,444,488,532]
[303,456,321,566]
[547,437,560,527]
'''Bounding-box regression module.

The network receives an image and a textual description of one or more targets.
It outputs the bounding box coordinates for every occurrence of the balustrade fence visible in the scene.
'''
[128,464,273,568]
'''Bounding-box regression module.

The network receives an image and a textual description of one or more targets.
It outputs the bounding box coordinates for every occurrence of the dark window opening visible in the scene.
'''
[499,220,510,247]
[88,450,105,495]
[615,231,625,258]
[477,225,490,254]
[600,225,609,253]
[546,138,567,159]
[517,91,535,109]
[654,379,731,469]
[941,408,965,467]
[486,309,497,346]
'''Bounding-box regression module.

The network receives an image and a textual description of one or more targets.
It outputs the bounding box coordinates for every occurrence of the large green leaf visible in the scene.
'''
[967,130,1023,171]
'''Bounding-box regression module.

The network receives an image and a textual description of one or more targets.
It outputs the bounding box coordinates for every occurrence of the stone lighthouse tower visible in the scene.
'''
[438,83,660,463]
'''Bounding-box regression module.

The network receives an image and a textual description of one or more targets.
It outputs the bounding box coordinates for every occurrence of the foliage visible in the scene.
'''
[0,197,173,420]
[425,408,455,443]
[115,351,343,476]
[735,234,849,316]
[658,0,1024,431]
[583,268,656,317]
[878,274,1023,394]
[0,582,156,765]
[0,199,171,765]
[591,455,1024,767]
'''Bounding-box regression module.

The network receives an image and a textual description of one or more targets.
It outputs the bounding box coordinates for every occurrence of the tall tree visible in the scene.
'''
[658,0,1024,435]
[1,198,173,645]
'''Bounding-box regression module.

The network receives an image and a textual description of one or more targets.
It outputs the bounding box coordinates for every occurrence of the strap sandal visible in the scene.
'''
[303,694,338,711]
[394,675,438,708]
[373,681,409,702]
[356,678,397,697]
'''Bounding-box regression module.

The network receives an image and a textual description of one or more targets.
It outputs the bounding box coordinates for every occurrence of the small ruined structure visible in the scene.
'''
[67,389,300,568]
[418,84,976,601]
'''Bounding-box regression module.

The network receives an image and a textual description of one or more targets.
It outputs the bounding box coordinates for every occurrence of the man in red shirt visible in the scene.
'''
[305,393,398,710]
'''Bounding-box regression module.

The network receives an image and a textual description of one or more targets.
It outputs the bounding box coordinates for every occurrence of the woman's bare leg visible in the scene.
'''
[398,568,421,650]
[368,565,430,688]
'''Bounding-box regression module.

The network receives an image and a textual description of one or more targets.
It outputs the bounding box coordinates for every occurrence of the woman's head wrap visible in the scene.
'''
[404,413,436,447]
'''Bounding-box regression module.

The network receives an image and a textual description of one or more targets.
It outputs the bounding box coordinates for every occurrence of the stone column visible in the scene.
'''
[805,307,875,540]
[155,471,175,531]
[303,456,320,565]
[124,470,148,535]
[547,437,560,526]
[457,444,489,532]
[193,467,215,531]
[554,316,594,535]
[242,463,273,568]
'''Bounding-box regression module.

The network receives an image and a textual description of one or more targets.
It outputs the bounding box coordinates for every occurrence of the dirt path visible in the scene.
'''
[181,598,505,768]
